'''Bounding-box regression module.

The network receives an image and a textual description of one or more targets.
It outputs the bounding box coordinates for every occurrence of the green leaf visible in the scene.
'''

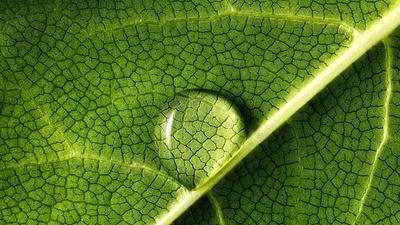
[1,0,400,224]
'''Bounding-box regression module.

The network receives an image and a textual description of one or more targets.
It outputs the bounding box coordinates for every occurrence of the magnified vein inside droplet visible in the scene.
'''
[154,89,246,189]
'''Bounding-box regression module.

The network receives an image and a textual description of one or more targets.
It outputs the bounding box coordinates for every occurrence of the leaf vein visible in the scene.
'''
[352,37,393,224]
[207,191,226,225]
[0,153,185,188]
[85,13,357,38]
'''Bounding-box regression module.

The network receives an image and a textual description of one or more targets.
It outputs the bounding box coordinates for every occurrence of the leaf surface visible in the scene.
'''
[0,0,400,224]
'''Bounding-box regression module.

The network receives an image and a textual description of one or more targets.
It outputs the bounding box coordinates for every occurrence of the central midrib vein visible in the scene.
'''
[156,4,400,225]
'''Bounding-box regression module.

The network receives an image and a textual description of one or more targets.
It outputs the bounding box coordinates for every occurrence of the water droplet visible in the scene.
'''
[154,89,246,188]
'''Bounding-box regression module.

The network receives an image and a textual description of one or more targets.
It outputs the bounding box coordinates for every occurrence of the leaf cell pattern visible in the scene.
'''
[0,0,399,224]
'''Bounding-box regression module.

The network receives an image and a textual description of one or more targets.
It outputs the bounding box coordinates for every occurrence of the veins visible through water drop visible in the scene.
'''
[154,89,246,189]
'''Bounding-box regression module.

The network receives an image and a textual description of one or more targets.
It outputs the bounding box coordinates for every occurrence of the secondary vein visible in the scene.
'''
[352,38,393,224]
[207,191,226,225]
[85,12,351,38]
[0,153,185,188]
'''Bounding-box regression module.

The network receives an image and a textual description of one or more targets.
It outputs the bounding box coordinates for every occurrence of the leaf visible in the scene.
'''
[0,0,400,225]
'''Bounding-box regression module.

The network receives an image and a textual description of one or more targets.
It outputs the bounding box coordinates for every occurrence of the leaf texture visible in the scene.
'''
[0,0,400,224]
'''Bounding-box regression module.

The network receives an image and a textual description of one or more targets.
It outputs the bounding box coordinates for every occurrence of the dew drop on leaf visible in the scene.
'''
[154,89,246,189]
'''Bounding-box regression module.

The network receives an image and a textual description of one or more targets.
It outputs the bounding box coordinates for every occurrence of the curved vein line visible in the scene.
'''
[156,4,400,224]
[207,191,226,225]
[0,153,185,188]
[14,80,79,158]
[8,81,185,188]
[79,154,186,188]
[352,38,393,224]
[85,12,355,38]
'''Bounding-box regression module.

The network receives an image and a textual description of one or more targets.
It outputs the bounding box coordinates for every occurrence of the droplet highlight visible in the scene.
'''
[154,89,246,188]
